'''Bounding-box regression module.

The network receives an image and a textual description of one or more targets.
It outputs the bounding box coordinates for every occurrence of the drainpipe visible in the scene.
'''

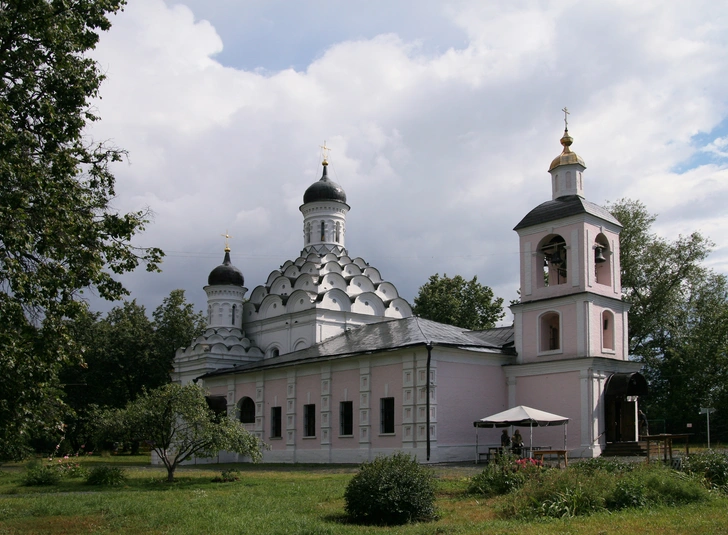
[426,342,433,461]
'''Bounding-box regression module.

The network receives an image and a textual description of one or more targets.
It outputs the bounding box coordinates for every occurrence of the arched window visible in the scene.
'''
[566,171,572,189]
[238,397,255,424]
[306,222,311,244]
[335,221,341,242]
[231,304,236,326]
[320,221,325,241]
[602,310,615,351]
[594,234,611,286]
[539,235,567,287]
[539,312,561,352]
[207,305,211,323]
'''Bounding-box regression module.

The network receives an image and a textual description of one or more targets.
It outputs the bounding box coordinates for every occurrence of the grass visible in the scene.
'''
[1,455,728,534]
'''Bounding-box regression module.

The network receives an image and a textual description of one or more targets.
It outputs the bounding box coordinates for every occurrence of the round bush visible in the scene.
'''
[22,463,61,486]
[85,465,127,486]
[344,452,436,525]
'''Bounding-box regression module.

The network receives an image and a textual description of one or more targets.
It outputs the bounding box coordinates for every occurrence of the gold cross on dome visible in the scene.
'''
[320,141,331,164]
[562,107,570,130]
[221,230,233,252]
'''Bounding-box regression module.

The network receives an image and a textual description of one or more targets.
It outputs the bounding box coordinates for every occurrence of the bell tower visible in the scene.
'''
[510,117,630,364]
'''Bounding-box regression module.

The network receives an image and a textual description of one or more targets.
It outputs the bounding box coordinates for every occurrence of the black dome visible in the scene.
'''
[303,164,347,204]
[208,250,244,286]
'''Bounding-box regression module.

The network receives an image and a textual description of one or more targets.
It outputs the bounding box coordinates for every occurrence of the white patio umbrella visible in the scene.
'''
[473,405,569,453]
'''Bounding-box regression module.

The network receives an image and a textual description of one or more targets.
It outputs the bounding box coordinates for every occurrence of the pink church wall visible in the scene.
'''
[369,362,404,449]
[515,371,582,450]
[435,358,509,447]
[329,368,361,449]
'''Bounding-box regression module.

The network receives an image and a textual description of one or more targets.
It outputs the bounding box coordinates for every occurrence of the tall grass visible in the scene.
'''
[0,457,727,534]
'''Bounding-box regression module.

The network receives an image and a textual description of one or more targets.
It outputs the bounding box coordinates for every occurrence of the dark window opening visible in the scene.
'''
[270,406,282,438]
[304,404,316,437]
[340,401,353,435]
[380,397,395,434]
[239,397,255,424]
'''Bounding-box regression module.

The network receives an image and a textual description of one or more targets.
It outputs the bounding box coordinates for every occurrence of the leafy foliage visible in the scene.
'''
[59,290,204,451]
[85,465,126,486]
[502,462,708,519]
[606,199,728,439]
[0,0,163,460]
[468,453,536,497]
[344,452,437,525]
[21,462,62,486]
[682,450,728,490]
[413,273,504,330]
[95,383,264,482]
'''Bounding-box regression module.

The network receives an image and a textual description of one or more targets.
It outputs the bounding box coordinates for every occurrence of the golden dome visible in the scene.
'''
[548,130,586,171]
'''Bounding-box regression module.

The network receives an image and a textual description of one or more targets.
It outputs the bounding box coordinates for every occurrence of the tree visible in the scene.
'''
[152,289,206,371]
[605,199,713,361]
[99,383,264,482]
[413,274,504,330]
[605,199,728,439]
[60,291,204,451]
[0,0,163,459]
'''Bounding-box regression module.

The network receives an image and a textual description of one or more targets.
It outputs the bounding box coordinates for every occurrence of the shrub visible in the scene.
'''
[213,468,241,483]
[682,450,728,490]
[468,454,533,497]
[606,478,648,509]
[85,466,127,486]
[22,462,61,486]
[344,452,436,525]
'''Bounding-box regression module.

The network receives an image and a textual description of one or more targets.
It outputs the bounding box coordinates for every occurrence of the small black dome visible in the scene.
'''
[303,164,347,204]
[208,250,244,286]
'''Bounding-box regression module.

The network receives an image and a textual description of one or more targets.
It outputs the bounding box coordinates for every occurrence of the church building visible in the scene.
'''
[173,125,646,463]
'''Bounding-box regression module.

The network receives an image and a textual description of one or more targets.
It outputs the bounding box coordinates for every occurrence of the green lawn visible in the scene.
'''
[1,456,728,534]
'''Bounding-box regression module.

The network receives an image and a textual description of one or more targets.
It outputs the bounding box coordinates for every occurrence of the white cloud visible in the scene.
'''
[87,0,728,318]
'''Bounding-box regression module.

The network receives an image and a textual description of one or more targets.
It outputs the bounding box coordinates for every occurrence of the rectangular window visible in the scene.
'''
[340,401,353,436]
[304,404,316,437]
[380,397,395,434]
[270,406,282,438]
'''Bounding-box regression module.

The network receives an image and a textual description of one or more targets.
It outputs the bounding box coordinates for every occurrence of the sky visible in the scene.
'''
[87,0,728,323]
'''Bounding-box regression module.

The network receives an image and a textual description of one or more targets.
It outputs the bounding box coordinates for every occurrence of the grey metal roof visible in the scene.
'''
[514,195,621,231]
[202,317,515,378]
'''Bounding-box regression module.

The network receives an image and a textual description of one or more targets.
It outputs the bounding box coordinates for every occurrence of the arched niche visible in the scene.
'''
[319,288,351,312]
[265,270,282,287]
[269,275,293,296]
[322,252,338,263]
[283,265,300,278]
[375,281,397,302]
[299,261,318,275]
[537,234,568,288]
[352,257,368,269]
[363,266,382,283]
[243,301,257,321]
[347,275,375,295]
[249,286,268,305]
[342,263,362,279]
[287,289,314,313]
[385,297,412,318]
[293,338,310,351]
[318,272,347,293]
[293,273,316,291]
[320,261,342,275]
[258,294,284,319]
[352,292,385,316]
[538,310,562,353]
[594,233,612,287]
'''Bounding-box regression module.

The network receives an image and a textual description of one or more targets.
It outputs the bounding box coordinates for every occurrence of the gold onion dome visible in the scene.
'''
[548,130,586,172]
